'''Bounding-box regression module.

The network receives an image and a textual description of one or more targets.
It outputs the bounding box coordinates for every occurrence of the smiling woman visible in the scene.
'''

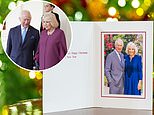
[34,12,68,70]
[124,42,142,95]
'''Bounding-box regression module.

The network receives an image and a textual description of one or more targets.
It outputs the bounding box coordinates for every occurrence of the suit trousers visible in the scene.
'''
[109,77,124,94]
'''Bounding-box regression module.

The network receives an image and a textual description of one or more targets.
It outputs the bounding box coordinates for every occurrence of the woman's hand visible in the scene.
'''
[138,80,142,90]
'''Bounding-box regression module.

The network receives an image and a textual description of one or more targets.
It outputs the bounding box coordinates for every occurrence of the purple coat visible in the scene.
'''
[34,28,67,70]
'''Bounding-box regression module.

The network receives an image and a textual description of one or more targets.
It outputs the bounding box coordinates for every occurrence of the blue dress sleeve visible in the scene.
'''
[137,55,142,80]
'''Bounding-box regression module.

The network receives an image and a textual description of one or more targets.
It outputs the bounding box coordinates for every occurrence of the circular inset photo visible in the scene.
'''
[1,1,72,71]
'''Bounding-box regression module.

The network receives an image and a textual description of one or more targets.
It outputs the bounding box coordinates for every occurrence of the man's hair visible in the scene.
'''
[19,10,31,19]
[115,38,124,47]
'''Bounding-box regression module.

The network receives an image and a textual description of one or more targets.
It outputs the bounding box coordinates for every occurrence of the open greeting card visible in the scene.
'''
[43,21,153,113]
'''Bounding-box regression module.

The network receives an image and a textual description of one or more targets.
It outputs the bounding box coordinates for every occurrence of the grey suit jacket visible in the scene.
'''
[105,50,125,86]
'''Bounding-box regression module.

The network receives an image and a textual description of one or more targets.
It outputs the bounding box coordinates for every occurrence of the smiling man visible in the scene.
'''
[105,38,125,94]
[6,10,40,70]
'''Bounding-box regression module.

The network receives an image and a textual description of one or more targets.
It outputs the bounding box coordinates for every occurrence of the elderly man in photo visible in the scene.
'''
[6,10,39,70]
[105,38,125,94]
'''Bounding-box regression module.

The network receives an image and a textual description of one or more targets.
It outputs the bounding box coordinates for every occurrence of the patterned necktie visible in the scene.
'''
[119,53,123,62]
[22,28,27,43]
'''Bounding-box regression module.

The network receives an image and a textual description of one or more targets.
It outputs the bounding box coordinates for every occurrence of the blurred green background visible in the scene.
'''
[0,0,154,114]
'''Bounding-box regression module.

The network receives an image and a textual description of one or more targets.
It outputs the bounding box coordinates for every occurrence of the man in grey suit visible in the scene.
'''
[105,38,125,94]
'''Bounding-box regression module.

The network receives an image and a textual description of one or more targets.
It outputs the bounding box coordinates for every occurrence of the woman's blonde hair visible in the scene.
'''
[125,42,138,55]
[42,12,59,28]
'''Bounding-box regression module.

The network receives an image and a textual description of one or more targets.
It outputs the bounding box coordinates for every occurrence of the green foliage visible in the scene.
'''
[0,0,10,23]
[4,71,40,105]
[61,0,90,21]
[0,38,41,112]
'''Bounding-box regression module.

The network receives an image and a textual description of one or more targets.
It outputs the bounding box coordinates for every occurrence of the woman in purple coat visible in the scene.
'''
[124,42,142,95]
[34,13,67,70]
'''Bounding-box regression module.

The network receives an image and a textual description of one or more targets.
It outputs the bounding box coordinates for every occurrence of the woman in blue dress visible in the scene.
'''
[124,42,142,95]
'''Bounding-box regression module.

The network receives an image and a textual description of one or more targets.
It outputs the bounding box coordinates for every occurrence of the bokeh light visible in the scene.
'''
[151,13,154,18]
[136,8,144,16]
[75,11,83,21]
[29,71,36,79]
[131,0,140,8]
[9,106,18,114]
[106,17,118,22]
[102,0,109,4]
[118,0,126,7]
[8,2,16,10]
[144,0,151,7]
[35,72,42,80]
[23,101,32,111]
[108,7,117,16]
[2,106,8,115]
